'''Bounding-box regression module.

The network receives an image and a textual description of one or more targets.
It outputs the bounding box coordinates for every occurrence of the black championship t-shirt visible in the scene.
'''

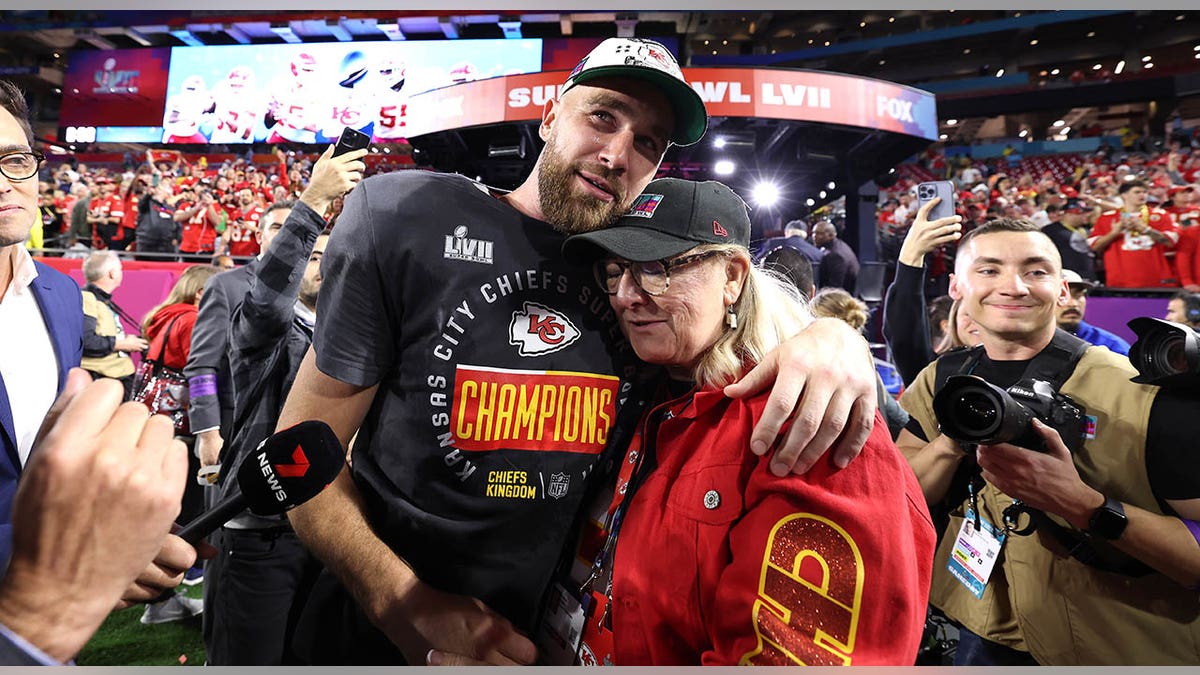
[313,171,639,631]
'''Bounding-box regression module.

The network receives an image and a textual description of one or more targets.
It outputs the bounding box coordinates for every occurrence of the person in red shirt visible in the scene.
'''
[1168,186,1200,291]
[552,179,935,666]
[1166,185,1200,229]
[88,178,124,250]
[112,177,144,251]
[176,184,224,262]
[1088,179,1180,288]
[220,187,265,259]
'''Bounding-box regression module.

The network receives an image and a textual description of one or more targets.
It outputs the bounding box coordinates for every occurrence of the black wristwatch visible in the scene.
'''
[1086,496,1128,541]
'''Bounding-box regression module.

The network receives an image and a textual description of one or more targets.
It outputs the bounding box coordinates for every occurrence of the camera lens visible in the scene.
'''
[952,391,1000,435]
[1156,335,1188,376]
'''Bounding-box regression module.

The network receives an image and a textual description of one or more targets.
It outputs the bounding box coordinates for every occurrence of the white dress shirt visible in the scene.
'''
[0,246,59,466]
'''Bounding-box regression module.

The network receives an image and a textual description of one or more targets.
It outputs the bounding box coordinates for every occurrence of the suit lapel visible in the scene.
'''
[29,262,72,393]
[0,372,18,471]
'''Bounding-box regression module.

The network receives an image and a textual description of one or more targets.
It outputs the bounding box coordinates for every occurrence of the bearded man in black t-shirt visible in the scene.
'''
[275,38,885,666]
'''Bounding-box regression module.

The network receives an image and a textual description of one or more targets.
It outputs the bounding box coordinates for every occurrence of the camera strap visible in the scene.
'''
[1018,328,1091,390]
[933,328,1090,392]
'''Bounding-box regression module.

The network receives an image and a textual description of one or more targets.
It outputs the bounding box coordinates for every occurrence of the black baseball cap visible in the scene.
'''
[563,178,750,264]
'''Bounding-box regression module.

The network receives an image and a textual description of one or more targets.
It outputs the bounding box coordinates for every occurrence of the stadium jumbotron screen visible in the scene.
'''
[59,39,544,145]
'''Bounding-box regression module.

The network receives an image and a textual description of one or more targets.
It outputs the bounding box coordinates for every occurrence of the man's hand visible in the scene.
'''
[299,145,366,216]
[115,335,149,353]
[0,370,188,662]
[1185,283,1200,293]
[725,317,877,475]
[115,533,215,608]
[195,428,224,468]
[898,197,962,268]
[976,419,1102,529]
[379,580,537,666]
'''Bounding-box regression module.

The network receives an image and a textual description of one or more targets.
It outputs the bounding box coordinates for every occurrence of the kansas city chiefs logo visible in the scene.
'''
[509,301,581,356]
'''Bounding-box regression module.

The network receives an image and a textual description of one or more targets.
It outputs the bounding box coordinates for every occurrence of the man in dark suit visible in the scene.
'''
[754,218,825,279]
[812,218,861,293]
[186,201,291,479]
[0,80,84,570]
[183,199,289,643]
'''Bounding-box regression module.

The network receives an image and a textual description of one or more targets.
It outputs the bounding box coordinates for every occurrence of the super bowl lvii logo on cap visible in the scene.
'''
[567,57,588,79]
[625,193,664,219]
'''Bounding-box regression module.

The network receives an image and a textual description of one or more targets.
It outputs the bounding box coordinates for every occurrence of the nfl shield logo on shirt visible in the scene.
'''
[547,472,570,499]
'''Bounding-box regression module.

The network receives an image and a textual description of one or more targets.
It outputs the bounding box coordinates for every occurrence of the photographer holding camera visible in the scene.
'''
[896,218,1200,666]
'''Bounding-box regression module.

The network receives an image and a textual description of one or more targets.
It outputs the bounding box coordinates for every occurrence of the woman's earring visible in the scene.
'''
[725,304,738,329]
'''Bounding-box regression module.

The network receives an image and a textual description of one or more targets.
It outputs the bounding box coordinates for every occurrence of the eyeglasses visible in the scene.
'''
[594,250,724,296]
[0,150,45,182]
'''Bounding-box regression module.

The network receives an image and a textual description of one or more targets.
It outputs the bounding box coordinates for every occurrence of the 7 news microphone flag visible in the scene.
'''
[174,420,345,544]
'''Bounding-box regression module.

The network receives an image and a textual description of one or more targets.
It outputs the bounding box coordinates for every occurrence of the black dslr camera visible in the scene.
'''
[932,375,1088,453]
[1128,316,1200,391]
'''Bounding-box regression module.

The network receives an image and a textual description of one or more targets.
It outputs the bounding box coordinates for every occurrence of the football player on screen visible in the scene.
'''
[162,75,215,144]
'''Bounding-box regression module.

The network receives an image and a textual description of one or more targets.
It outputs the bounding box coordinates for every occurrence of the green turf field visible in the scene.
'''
[76,584,206,666]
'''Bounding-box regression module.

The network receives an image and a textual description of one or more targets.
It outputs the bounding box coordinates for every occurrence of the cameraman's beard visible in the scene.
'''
[299,277,320,311]
[536,135,627,235]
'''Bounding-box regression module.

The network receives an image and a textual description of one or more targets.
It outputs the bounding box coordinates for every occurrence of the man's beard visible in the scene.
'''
[536,134,628,234]
[299,279,320,309]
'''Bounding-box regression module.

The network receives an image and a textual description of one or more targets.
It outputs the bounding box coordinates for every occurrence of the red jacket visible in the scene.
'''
[606,387,935,665]
[1176,227,1200,288]
[144,302,198,371]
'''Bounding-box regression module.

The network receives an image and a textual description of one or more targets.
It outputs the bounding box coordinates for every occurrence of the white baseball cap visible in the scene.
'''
[1063,269,1097,288]
[561,38,707,147]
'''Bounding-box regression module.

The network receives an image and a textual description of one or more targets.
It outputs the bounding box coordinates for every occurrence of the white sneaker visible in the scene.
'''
[139,594,204,625]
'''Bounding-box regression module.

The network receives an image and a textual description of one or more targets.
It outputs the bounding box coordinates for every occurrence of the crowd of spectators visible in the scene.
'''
[877,141,1200,293]
[26,149,409,262]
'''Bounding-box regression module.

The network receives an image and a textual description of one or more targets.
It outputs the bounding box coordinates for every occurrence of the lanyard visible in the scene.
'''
[578,387,691,626]
[579,422,651,625]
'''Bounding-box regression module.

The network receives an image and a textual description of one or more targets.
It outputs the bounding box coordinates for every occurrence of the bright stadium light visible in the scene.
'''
[714,160,735,176]
[752,181,781,207]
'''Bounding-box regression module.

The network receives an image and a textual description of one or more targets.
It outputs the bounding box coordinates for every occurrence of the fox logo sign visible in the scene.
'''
[509,301,581,357]
[877,95,915,123]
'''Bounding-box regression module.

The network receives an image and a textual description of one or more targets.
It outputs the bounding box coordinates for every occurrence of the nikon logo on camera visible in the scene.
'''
[1008,386,1036,399]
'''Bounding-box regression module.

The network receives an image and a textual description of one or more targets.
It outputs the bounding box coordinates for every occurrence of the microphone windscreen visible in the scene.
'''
[236,420,345,516]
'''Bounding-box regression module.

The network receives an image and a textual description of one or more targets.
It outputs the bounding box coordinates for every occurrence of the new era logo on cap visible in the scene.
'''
[713,220,728,237]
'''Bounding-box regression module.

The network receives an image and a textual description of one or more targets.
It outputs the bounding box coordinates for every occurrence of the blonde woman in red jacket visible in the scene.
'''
[141,265,218,370]
[552,178,936,666]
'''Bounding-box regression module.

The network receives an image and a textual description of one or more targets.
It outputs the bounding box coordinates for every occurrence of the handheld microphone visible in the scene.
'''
[174,420,345,544]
